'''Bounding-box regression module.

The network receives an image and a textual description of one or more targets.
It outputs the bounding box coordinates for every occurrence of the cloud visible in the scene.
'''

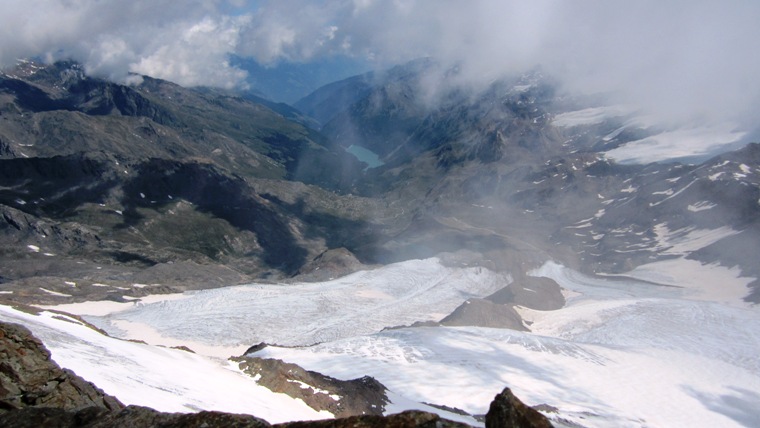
[232,0,760,128]
[2,0,760,129]
[0,0,248,88]
[125,16,250,89]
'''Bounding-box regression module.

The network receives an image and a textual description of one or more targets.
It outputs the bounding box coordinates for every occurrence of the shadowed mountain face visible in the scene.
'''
[0,61,366,187]
[0,58,759,304]
[0,60,391,303]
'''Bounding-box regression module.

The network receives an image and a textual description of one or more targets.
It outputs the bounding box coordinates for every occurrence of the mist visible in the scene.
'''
[2,0,760,129]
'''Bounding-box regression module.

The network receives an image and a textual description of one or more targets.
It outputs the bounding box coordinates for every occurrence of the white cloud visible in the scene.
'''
[126,16,250,89]
[0,0,248,87]
[1,0,759,129]
[235,0,760,128]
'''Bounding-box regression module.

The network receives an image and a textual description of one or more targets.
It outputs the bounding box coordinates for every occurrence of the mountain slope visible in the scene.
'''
[2,58,757,303]
[0,60,388,303]
[299,61,760,301]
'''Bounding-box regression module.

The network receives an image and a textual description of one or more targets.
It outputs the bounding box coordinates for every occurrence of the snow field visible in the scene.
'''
[257,324,760,427]
[603,124,746,164]
[8,257,760,427]
[83,258,510,350]
[255,261,760,427]
[0,305,331,423]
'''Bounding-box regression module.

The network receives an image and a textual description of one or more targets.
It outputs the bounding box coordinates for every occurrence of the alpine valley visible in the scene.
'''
[1,59,759,427]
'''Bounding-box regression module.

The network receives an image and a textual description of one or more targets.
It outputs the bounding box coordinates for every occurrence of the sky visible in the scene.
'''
[2,0,760,128]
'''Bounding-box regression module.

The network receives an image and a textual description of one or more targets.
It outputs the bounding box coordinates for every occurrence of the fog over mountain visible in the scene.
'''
[2,2,760,427]
[2,1,759,129]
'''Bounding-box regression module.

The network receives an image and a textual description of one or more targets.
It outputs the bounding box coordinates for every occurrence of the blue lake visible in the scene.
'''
[346,145,384,169]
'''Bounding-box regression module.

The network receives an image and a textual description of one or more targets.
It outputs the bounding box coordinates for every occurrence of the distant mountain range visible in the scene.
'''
[1,58,759,427]
[307,60,760,301]
[0,58,758,307]
[231,55,372,104]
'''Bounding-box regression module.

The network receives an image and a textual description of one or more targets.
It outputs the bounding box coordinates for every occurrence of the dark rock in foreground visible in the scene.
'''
[486,388,553,428]
[0,322,123,413]
[0,406,270,428]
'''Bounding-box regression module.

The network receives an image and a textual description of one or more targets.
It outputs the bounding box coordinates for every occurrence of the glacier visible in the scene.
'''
[2,257,759,427]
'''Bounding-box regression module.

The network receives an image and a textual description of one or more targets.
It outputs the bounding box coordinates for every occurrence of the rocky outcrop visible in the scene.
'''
[439,276,565,331]
[295,248,367,282]
[0,322,123,413]
[485,388,552,428]
[440,299,527,330]
[486,277,565,311]
[232,357,388,418]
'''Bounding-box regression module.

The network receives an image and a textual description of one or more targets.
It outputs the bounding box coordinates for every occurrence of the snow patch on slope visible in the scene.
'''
[651,223,740,255]
[688,201,717,212]
[551,106,630,127]
[603,125,746,164]
[618,259,753,303]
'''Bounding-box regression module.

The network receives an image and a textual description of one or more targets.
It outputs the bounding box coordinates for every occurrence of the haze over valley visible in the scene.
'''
[1,2,759,427]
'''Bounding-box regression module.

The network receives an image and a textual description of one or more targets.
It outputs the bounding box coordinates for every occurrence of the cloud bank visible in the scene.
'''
[2,0,759,127]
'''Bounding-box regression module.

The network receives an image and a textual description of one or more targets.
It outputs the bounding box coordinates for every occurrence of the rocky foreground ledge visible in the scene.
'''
[0,321,552,427]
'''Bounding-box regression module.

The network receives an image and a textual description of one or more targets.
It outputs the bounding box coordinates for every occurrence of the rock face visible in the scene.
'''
[485,388,553,428]
[0,407,470,428]
[233,357,388,418]
[0,322,123,413]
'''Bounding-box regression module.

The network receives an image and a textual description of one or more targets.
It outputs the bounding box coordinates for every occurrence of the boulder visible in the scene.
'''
[485,388,552,428]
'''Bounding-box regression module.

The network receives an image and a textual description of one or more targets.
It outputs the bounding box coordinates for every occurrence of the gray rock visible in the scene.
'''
[0,322,123,413]
[439,299,527,331]
[486,277,565,311]
[485,387,553,428]
[0,405,271,428]
[232,356,388,418]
